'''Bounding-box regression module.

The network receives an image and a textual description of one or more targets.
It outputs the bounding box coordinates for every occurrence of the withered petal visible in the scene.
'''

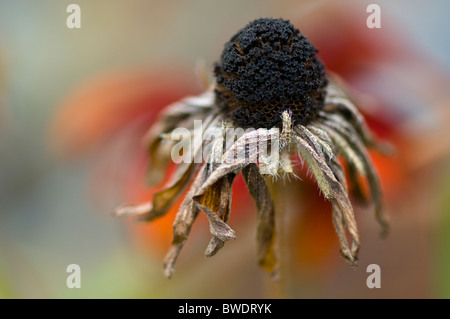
[144,90,215,144]
[324,79,378,149]
[329,156,359,265]
[242,164,279,275]
[331,205,355,265]
[316,121,366,175]
[194,163,245,245]
[315,121,368,202]
[115,161,200,221]
[163,164,208,278]
[195,162,249,200]
[204,173,236,257]
[216,127,280,176]
[205,237,225,257]
[195,201,236,242]
[294,125,360,263]
[117,112,221,221]
[145,96,217,185]
[318,118,389,236]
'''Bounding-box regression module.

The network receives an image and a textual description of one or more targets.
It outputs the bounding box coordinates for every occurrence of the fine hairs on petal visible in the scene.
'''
[293,125,360,264]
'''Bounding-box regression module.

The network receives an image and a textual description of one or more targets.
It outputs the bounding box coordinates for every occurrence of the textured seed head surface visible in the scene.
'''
[214,18,328,128]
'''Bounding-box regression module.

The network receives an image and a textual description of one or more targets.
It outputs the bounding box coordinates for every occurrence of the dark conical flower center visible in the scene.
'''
[214,18,328,129]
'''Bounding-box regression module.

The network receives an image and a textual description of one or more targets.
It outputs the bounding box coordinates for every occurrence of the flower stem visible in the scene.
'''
[266,178,297,298]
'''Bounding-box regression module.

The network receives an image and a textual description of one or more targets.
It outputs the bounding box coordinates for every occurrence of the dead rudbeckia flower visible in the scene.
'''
[115,18,389,278]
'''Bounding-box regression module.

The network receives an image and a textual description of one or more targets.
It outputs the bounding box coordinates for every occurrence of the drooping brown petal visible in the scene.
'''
[144,91,215,185]
[204,173,236,257]
[325,81,394,155]
[294,125,360,264]
[324,80,377,147]
[328,156,359,263]
[195,163,248,200]
[196,201,236,242]
[194,173,237,243]
[163,164,208,278]
[242,164,279,275]
[214,127,280,176]
[317,116,389,236]
[301,125,333,162]
[298,124,358,261]
[331,204,354,263]
[196,128,277,198]
[193,162,247,245]
[194,129,276,252]
[144,90,215,143]
[314,120,366,175]
[115,161,201,221]
[310,123,367,202]
[307,125,334,153]
[116,112,220,221]
[293,126,332,196]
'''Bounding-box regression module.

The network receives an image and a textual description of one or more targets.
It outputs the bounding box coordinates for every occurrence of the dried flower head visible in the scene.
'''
[115,18,388,278]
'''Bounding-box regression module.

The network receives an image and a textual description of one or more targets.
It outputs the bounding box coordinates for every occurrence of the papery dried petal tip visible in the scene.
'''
[204,237,225,257]
[114,202,151,218]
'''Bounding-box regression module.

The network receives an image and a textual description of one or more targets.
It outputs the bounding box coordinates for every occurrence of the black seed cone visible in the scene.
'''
[214,18,328,128]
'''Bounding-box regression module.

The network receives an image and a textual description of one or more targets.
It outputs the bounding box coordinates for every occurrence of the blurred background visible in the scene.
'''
[1,0,450,298]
